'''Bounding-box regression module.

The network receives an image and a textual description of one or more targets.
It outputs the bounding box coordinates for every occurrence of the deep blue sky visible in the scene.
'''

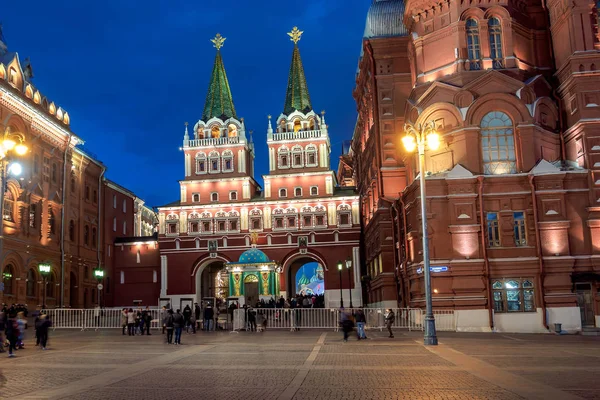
[3,1,369,207]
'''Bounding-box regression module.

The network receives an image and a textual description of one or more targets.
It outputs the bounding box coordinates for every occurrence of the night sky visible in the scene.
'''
[3,1,370,207]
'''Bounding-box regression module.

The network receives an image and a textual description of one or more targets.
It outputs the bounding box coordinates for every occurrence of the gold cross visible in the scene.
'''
[288,27,304,44]
[211,33,226,50]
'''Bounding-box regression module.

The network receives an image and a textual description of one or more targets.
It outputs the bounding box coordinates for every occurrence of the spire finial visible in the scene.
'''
[183,122,189,141]
[288,26,304,44]
[211,33,226,50]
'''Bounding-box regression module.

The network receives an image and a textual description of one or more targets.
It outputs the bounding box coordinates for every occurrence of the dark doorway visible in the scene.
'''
[69,272,78,307]
[576,283,595,327]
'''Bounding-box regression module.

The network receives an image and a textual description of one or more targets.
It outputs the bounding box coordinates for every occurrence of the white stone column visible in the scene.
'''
[180,185,187,203]
[160,255,168,297]
[179,212,187,234]
[264,180,271,198]
[327,203,336,226]
[185,153,191,177]
[159,213,165,234]
[264,207,272,229]
[325,176,333,194]
[241,208,249,230]
[269,148,275,171]
[351,201,360,224]
[243,181,251,199]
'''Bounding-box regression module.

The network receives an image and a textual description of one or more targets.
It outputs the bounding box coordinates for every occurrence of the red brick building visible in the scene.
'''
[353,0,600,332]
[156,31,361,310]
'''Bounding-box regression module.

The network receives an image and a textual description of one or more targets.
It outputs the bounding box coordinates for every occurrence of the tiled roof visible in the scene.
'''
[364,0,409,39]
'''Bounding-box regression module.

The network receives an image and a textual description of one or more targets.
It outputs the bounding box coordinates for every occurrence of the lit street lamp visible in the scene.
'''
[337,261,344,308]
[345,257,353,308]
[402,121,439,346]
[94,267,104,307]
[0,127,28,269]
[39,263,51,309]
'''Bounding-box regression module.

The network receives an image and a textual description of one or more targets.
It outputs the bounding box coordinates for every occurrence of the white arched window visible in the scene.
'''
[2,190,15,222]
[122,199,126,213]
[279,188,287,198]
[211,192,219,202]
[209,151,220,173]
[188,212,200,234]
[489,17,504,68]
[249,208,263,231]
[195,152,207,174]
[166,213,179,235]
[222,150,234,172]
[278,146,290,169]
[481,111,516,175]
[466,19,481,70]
[305,144,318,167]
[112,217,117,232]
[292,145,304,168]
[337,204,352,227]
[272,208,285,230]
[227,124,238,137]
[228,211,240,232]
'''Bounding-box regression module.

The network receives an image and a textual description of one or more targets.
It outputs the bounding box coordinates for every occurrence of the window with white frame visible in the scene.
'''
[272,208,285,230]
[192,193,200,203]
[113,217,117,232]
[195,152,207,174]
[301,206,314,229]
[286,207,298,230]
[492,278,535,313]
[278,146,290,169]
[292,145,304,168]
[188,212,200,234]
[122,221,127,235]
[215,211,227,233]
[200,212,212,234]
[228,211,240,231]
[337,204,352,227]
[294,187,302,197]
[166,214,179,235]
[113,195,117,208]
[279,188,287,198]
[211,192,219,202]
[122,199,126,213]
[249,208,262,231]
[466,18,481,70]
[305,144,318,167]
[314,205,327,227]
[229,191,238,201]
[310,186,318,196]
[209,151,220,173]
[222,150,234,172]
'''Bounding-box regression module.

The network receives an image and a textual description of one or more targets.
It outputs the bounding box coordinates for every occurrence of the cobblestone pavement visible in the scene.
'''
[1,328,599,399]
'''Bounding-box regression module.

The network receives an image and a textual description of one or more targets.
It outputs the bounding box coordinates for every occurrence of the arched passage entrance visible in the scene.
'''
[193,259,227,304]
[286,256,326,298]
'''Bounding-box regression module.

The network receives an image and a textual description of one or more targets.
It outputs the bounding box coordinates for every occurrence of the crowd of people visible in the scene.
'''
[1,303,52,358]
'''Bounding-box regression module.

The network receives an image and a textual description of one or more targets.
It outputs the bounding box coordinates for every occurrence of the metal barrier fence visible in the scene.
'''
[232,308,456,332]
[44,308,163,331]
[42,307,456,332]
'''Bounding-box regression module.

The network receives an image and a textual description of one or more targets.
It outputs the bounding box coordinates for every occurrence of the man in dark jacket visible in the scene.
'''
[172,309,184,345]
[183,305,192,331]
[165,309,174,344]
[35,314,52,350]
[5,314,18,357]
[203,305,214,331]
[142,306,152,335]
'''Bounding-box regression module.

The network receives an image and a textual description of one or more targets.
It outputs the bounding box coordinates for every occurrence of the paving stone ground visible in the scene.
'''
[1,327,599,399]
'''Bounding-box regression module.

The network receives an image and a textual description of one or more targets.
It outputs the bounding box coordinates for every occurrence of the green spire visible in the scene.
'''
[202,34,237,121]
[283,27,312,115]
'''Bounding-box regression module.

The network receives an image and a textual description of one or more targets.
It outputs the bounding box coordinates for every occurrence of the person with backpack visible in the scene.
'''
[384,309,395,338]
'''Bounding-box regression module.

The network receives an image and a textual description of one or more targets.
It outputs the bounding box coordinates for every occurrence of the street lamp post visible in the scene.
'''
[345,257,353,308]
[402,121,439,346]
[94,267,104,307]
[39,263,51,309]
[337,261,344,308]
[0,127,28,270]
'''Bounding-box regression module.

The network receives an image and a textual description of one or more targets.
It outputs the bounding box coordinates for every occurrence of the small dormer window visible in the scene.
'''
[230,191,238,201]
[192,193,200,203]
[281,155,288,167]
[211,192,219,202]
[310,186,318,196]
[9,68,17,85]
[295,187,302,197]
[293,119,301,132]
[279,188,287,198]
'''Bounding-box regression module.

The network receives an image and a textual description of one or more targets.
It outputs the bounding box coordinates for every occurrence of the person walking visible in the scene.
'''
[172,309,184,345]
[340,309,354,342]
[355,310,367,340]
[121,309,128,335]
[143,306,152,335]
[165,309,174,344]
[161,306,168,334]
[16,311,26,349]
[384,309,395,338]
[5,313,18,357]
[36,313,51,350]
[127,308,136,336]
[0,309,6,353]
[194,303,201,330]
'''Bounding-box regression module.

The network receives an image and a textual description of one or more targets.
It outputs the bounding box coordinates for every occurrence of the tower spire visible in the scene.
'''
[202,33,237,122]
[283,27,312,115]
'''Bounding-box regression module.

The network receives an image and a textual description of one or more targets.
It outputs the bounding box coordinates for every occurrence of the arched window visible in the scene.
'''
[466,19,481,70]
[92,227,97,248]
[211,125,220,138]
[195,152,207,174]
[113,195,117,208]
[293,119,301,132]
[3,190,14,222]
[481,111,516,175]
[84,225,89,245]
[279,188,287,198]
[29,204,37,228]
[122,199,126,213]
[3,264,15,295]
[278,146,290,169]
[211,192,219,202]
[292,145,304,168]
[113,217,117,232]
[222,150,234,172]
[26,268,36,297]
[69,220,75,241]
[489,17,504,68]
[305,145,318,167]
